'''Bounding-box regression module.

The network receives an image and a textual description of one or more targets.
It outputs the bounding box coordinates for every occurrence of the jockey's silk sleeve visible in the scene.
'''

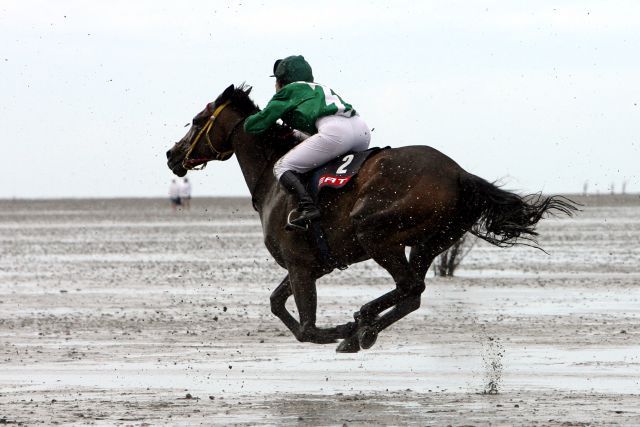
[244,95,295,134]
[244,82,355,135]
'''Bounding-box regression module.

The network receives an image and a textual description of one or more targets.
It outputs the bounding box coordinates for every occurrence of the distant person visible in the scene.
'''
[169,179,181,210]
[179,178,192,210]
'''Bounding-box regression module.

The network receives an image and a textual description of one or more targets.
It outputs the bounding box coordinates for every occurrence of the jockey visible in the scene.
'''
[244,55,371,228]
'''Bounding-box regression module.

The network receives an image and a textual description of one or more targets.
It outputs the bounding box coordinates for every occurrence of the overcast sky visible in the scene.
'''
[1,1,639,198]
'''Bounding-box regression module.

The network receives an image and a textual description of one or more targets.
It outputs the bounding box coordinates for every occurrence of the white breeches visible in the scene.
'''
[273,115,371,179]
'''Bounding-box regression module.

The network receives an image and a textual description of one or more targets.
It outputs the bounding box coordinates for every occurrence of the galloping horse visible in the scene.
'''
[166,84,576,353]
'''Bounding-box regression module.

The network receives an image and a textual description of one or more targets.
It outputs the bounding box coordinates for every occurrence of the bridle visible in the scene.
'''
[182,100,244,170]
[178,95,280,211]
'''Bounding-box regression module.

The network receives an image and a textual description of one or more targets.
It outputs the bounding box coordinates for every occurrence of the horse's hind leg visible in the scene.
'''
[368,230,466,311]
[353,246,421,319]
[360,243,437,344]
[409,242,436,281]
[338,246,426,352]
[366,240,454,331]
[352,242,434,322]
[407,228,470,282]
[357,237,462,347]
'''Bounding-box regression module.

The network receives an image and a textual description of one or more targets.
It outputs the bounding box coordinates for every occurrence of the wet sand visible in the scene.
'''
[1,195,639,425]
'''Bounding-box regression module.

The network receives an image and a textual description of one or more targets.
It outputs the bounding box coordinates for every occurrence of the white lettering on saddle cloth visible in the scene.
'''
[318,175,352,189]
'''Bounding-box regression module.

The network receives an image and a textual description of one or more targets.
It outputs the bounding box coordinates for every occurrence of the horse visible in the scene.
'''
[166,84,577,353]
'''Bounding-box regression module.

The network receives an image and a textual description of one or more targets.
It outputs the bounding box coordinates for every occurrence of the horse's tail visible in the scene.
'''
[459,173,578,249]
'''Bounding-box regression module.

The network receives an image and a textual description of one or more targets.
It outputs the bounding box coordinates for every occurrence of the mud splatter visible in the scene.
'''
[473,324,505,394]
[482,335,504,394]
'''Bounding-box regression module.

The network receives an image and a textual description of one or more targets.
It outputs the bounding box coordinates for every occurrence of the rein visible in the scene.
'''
[183,100,240,170]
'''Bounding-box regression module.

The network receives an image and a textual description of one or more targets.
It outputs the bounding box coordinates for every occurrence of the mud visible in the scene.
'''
[1,195,639,425]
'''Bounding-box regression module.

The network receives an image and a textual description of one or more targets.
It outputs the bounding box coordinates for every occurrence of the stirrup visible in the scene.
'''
[286,210,308,231]
[286,209,310,231]
[285,207,321,231]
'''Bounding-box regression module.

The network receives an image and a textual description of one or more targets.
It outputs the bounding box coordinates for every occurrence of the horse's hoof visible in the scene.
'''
[357,326,378,350]
[336,336,361,353]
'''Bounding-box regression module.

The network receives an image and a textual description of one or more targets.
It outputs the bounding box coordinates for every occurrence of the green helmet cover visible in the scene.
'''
[273,55,314,84]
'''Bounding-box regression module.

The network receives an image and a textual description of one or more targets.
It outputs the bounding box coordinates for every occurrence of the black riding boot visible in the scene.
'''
[279,170,321,227]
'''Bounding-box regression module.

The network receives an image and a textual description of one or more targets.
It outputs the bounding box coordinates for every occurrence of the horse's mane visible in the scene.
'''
[220,83,260,116]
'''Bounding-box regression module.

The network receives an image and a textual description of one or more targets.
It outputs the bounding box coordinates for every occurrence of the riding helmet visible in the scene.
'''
[271,55,314,84]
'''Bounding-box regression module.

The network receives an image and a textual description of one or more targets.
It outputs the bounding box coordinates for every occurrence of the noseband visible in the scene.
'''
[182,100,243,170]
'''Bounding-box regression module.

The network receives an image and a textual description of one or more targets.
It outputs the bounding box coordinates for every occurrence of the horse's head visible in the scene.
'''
[166,84,257,177]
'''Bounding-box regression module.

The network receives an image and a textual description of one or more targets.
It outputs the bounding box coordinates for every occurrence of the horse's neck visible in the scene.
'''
[233,132,279,210]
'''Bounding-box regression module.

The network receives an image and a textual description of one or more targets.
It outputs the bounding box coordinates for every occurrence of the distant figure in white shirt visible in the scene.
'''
[169,179,181,210]
[179,178,192,210]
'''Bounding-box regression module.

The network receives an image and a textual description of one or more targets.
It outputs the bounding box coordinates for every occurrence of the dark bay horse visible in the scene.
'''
[166,84,576,353]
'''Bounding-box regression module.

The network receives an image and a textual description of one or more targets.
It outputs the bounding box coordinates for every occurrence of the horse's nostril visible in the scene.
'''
[166,149,172,160]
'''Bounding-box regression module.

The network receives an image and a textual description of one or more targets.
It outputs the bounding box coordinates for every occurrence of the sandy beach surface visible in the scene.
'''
[1,195,639,425]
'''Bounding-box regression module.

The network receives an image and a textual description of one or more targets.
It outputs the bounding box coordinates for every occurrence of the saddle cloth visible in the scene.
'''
[307,147,387,197]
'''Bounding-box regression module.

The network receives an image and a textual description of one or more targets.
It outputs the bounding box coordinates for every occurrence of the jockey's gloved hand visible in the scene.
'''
[270,125,295,144]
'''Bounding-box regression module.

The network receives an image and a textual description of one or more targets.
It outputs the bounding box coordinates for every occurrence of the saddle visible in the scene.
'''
[304,147,387,199]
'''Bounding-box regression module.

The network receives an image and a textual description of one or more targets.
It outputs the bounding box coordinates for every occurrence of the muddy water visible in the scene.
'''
[1,196,639,425]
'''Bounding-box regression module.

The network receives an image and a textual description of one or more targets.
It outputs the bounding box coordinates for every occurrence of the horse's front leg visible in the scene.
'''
[290,269,362,344]
[270,273,355,344]
[269,274,300,335]
[287,270,337,344]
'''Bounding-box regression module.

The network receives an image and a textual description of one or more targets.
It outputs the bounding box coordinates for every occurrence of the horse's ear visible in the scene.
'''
[221,84,235,100]
[244,86,252,96]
